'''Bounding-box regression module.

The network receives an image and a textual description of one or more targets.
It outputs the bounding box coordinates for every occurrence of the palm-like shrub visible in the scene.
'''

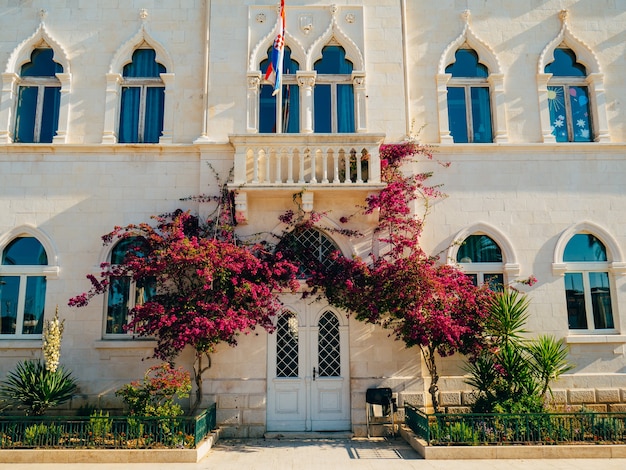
[0,359,77,416]
[465,289,574,413]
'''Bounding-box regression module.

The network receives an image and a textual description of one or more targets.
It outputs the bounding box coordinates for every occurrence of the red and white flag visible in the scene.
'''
[264,0,285,96]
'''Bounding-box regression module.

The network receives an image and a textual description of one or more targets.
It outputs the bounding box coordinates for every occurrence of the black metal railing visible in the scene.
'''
[0,404,216,449]
[404,403,626,446]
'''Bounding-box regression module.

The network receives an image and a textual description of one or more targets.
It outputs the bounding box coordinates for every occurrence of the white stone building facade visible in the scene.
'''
[1,0,626,437]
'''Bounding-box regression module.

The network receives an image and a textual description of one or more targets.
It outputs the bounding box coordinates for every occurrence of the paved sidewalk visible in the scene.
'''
[3,438,626,469]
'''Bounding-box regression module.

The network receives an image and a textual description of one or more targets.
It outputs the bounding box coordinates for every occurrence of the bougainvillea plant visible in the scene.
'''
[301,139,495,412]
[69,184,299,410]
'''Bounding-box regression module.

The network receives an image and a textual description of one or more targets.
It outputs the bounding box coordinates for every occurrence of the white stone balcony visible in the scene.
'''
[228,134,385,188]
[227,134,386,223]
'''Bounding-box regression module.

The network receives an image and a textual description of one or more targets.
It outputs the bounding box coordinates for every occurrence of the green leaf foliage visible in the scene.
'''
[0,359,77,416]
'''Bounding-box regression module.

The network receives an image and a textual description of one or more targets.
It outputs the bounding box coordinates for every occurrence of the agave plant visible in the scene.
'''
[0,359,77,416]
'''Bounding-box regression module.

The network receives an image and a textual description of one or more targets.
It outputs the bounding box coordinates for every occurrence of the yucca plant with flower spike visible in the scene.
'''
[42,306,64,372]
[0,306,77,415]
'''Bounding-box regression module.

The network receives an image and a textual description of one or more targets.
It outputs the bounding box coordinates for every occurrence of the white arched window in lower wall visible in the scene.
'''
[448,223,520,290]
[0,227,59,338]
[553,223,626,336]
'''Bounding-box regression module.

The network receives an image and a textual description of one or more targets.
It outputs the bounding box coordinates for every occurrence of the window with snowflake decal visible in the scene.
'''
[545,48,592,142]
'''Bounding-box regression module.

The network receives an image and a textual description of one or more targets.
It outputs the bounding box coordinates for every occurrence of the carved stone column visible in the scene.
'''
[352,72,366,133]
[297,71,316,134]
[102,73,122,143]
[247,72,261,133]
[0,73,18,143]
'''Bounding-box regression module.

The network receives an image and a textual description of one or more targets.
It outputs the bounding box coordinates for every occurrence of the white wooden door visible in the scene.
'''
[267,303,350,432]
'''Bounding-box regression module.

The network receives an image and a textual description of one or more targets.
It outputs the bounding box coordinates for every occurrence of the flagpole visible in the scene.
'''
[276,86,283,134]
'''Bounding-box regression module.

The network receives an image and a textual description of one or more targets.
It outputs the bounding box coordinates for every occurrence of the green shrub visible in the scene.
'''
[0,359,77,416]
[116,363,191,418]
[23,422,60,447]
[90,410,112,439]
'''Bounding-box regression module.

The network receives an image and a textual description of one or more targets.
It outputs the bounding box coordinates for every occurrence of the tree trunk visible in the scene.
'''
[422,345,440,413]
[191,350,211,415]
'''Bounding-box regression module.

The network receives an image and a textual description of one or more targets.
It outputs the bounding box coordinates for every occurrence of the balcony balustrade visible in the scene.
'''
[229,134,385,188]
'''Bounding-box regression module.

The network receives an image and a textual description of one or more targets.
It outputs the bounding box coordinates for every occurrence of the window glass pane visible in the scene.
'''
[470,87,492,142]
[318,311,340,377]
[14,86,38,143]
[123,49,165,77]
[545,48,586,77]
[276,313,299,378]
[119,86,141,143]
[111,237,149,265]
[569,86,591,142]
[282,84,299,133]
[260,83,301,133]
[314,46,353,74]
[23,276,46,334]
[337,84,354,133]
[259,84,277,133]
[445,49,488,78]
[20,48,62,76]
[565,272,587,329]
[447,87,468,143]
[136,277,157,305]
[484,273,504,292]
[563,234,607,262]
[314,84,332,133]
[2,237,48,265]
[0,276,19,334]
[144,86,165,143]
[589,272,613,329]
[457,235,502,263]
[466,273,478,286]
[260,47,299,134]
[40,86,61,143]
[106,276,131,334]
[547,85,569,142]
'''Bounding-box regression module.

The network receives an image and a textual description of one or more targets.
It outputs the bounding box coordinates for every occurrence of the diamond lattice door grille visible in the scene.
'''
[318,311,340,377]
[276,313,299,377]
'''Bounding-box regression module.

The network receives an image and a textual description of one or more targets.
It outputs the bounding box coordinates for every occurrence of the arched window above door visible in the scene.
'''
[277,227,341,279]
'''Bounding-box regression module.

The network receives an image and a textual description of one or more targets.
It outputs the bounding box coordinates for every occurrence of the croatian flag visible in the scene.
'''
[265,0,285,96]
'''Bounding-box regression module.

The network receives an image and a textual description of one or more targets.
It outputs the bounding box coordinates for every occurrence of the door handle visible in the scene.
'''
[312,367,317,381]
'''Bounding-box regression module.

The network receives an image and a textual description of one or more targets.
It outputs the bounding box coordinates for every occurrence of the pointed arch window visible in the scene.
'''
[445,49,492,143]
[545,48,592,142]
[314,45,354,133]
[260,47,300,133]
[456,234,504,290]
[14,48,62,143]
[105,237,156,336]
[118,49,165,143]
[562,234,614,331]
[0,237,48,336]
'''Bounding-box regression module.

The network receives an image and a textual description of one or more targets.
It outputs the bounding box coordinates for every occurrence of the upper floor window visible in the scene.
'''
[445,49,492,143]
[456,234,503,290]
[313,45,354,133]
[118,49,165,143]
[563,234,614,331]
[14,48,62,143]
[0,237,48,336]
[105,237,156,336]
[545,48,592,142]
[260,47,300,133]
